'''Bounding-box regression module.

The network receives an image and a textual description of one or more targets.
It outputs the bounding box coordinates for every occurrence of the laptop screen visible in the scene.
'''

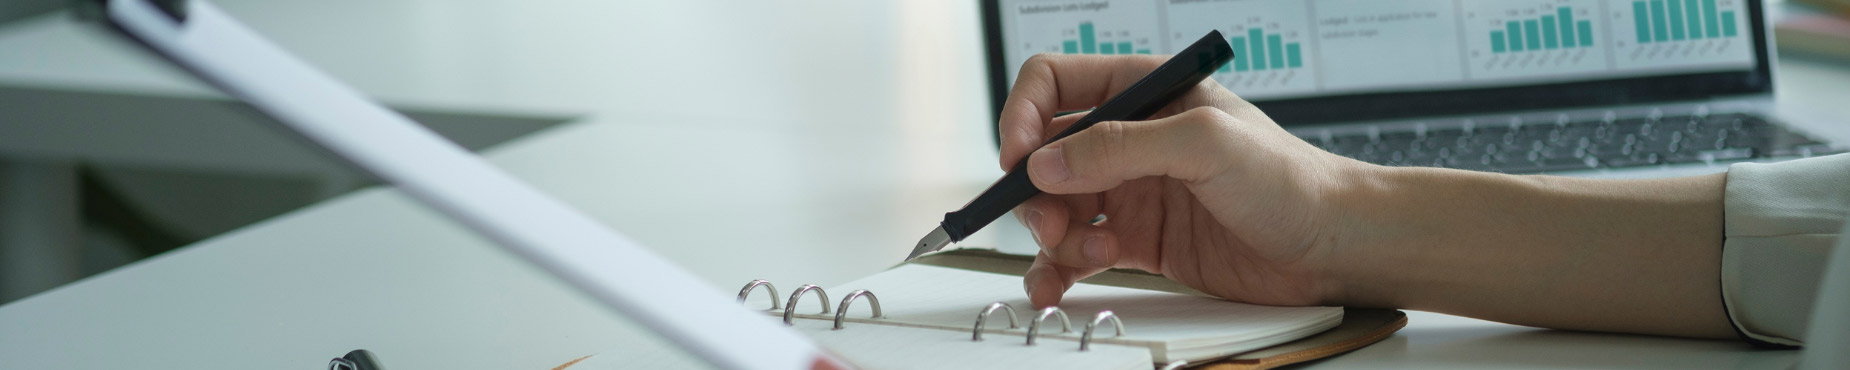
[981,0,1773,125]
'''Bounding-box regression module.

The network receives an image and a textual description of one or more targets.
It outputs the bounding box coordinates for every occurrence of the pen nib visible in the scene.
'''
[905,226,953,261]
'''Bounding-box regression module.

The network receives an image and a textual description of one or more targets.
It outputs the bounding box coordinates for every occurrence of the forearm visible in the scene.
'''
[1325,164,1735,338]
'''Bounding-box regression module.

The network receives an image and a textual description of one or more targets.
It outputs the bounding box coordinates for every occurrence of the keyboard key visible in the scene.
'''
[1700,114,1752,131]
[1470,126,1513,148]
[1793,144,1846,157]
[1423,128,1465,150]
[1380,131,1421,146]
[1507,124,1550,149]
[1601,152,1661,167]
[1328,134,1372,157]
[1698,148,1755,162]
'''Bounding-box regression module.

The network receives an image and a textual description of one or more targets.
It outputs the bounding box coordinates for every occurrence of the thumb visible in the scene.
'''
[1026,106,1233,194]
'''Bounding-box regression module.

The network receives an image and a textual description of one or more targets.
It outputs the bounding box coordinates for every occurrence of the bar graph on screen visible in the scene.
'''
[1610,0,1750,68]
[1058,22,1154,55]
[1462,1,1608,80]
[1164,0,1317,98]
[1006,0,1160,80]
[1225,27,1305,73]
[1487,5,1594,54]
[1631,0,1737,43]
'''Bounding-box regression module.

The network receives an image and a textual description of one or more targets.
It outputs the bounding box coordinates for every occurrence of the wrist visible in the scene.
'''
[1313,163,1470,308]
[1306,157,1401,307]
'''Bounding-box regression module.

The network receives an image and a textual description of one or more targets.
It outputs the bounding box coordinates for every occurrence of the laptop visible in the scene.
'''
[981,0,1848,178]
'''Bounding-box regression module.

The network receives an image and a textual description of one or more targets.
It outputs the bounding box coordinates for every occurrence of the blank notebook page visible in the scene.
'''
[799,264,1341,363]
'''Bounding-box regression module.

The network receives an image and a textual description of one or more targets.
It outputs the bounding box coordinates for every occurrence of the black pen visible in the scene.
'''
[906,31,1236,261]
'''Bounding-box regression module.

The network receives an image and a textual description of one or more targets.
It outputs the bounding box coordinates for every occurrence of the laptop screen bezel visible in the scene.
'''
[980,0,1773,130]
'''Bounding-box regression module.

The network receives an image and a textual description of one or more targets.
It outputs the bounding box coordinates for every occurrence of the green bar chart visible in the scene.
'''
[1610,0,1752,66]
[1467,2,1609,77]
[1219,28,1303,73]
[1007,3,1161,90]
[1061,22,1152,55]
[1163,0,1318,97]
[1491,6,1594,54]
[1633,0,1735,44]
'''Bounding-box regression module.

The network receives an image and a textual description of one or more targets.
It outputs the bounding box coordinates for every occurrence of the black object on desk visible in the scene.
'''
[328,349,385,370]
[906,31,1236,261]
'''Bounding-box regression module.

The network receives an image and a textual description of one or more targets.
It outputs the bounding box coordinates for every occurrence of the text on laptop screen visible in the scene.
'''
[996,0,1760,102]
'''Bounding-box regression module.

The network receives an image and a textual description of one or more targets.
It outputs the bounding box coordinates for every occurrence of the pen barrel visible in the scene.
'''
[943,160,1038,241]
[938,30,1234,243]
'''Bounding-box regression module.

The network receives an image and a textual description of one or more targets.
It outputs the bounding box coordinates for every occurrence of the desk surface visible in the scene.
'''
[1,1,1840,369]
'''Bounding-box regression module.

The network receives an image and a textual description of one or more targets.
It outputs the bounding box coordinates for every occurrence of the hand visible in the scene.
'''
[999,54,1364,308]
[999,54,1737,340]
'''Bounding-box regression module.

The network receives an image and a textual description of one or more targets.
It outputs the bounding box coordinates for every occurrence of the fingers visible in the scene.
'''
[998,55,1167,170]
[1002,111,1087,169]
[1024,251,1108,308]
[1016,191,1111,273]
[1013,191,1102,245]
[1043,217,1120,268]
[1015,195,1118,308]
[1006,112,1087,169]
[1026,106,1234,194]
[1014,195,1070,249]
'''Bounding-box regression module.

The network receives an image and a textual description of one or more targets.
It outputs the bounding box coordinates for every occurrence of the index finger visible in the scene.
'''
[998,54,1168,170]
[1025,250,1108,308]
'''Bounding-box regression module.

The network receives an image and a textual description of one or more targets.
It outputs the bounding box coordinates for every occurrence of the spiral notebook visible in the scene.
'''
[738,255,1346,369]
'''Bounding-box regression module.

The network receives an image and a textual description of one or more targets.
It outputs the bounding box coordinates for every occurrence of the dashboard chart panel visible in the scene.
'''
[998,0,1758,101]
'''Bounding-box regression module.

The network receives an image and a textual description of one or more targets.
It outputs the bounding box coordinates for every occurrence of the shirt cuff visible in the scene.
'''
[1721,154,1850,346]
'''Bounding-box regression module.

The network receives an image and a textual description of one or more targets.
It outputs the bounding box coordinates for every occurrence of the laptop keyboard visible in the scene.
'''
[1302,113,1845,173]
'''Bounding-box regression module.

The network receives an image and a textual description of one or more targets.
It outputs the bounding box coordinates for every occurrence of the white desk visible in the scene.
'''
[2,1,1842,368]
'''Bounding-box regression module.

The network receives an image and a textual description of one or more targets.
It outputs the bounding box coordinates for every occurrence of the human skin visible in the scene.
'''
[1000,54,1736,339]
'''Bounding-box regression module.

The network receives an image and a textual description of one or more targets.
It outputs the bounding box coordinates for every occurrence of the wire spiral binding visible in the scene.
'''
[736,279,780,310]
[833,289,883,330]
[783,284,830,326]
[1025,307,1072,345]
[1080,310,1125,351]
[741,280,892,330]
[971,302,1020,341]
[743,280,1135,352]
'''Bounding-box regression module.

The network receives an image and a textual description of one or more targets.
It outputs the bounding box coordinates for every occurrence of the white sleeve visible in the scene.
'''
[1721,153,1850,346]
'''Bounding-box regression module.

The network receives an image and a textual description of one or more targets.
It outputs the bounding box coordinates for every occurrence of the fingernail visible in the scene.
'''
[1033,146,1071,184]
[1025,210,1044,245]
[1083,236,1109,266]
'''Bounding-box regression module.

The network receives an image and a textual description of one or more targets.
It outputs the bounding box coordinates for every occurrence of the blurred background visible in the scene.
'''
[0,0,1010,305]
